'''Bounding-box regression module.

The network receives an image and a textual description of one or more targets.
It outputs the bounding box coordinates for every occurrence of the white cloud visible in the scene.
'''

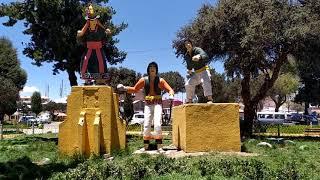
[21,86,40,94]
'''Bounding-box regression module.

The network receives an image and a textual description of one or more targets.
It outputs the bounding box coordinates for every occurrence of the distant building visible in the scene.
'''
[4,96,51,123]
[19,96,50,106]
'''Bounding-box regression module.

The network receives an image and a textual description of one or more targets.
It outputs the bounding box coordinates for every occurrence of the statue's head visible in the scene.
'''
[147,61,158,76]
[86,3,99,19]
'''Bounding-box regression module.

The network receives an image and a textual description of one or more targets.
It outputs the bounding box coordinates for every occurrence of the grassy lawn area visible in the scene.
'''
[0,134,320,179]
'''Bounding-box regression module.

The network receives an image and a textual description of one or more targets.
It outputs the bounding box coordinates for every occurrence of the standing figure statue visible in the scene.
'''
[77,3,111,85]
[184,39,213,103]
[117,62,174,151]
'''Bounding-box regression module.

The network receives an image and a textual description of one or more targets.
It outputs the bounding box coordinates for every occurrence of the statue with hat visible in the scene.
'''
[77,3,111,85]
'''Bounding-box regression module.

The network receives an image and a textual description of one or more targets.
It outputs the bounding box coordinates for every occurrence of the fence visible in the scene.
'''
[252,121,320,138]
[2,119,319,140]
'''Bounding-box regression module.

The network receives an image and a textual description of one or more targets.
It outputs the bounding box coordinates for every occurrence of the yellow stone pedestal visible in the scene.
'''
[58,86,126,156]
[172,103,240,152]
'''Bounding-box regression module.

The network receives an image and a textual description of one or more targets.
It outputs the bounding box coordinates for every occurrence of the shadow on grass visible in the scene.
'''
[1,136,59,146]
[0,155,84,179]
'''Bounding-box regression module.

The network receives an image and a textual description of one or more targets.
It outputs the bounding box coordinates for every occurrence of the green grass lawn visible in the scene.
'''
[0,134,320,179]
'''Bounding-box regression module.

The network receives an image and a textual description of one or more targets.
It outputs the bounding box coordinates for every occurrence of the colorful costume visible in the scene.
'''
[77,4,110,82]
[185,47,212,102]
[117,62,174,150]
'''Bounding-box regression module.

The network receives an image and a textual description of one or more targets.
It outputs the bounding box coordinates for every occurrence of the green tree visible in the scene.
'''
[0,0,127,86]
[268,73,299,112]
[31,91,42,116]
[211,69,241,103]
[0,77,19,121]
[17,101,30,116]
[108,67,137,88]
[294,40,320,114]
[108,67,139,123]
[159,71,185,94]
[290,0,320,114]
[173,0,319,137]
[43,101,66,121]
[194,69,241,103]
[0,37,27,122]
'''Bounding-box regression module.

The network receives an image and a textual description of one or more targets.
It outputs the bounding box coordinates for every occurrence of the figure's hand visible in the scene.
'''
[105,28,112,35]
[169,94,174,100]
[117,84,127,92]
[192,54,201,62]
[77,30,82,37]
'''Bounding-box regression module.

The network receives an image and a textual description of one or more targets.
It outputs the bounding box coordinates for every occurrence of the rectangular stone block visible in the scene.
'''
[58,86,126,156]
[172,103,241,152]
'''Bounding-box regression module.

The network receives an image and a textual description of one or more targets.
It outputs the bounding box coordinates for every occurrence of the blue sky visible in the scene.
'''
[0,0,223,101]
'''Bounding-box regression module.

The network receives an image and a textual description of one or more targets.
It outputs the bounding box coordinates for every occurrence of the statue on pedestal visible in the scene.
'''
[77,3,111,85]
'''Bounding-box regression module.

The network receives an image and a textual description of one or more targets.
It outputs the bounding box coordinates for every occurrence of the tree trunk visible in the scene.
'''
[240,72,254,138]
[240,53,287,138]
[0,113,3,140]
[304,102,309,115]
[271,95,286,112]
[242,103,256,138]
[275,104,280,112]
[67,69,78,86]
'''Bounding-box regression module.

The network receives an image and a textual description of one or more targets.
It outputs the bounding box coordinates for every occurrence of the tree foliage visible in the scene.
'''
[0,77,19,118]
[108,67,138,89]
[173,0,320,137]
[159,71,185,94]
[0,0,127,86]
[0,37,27,122]
[268,73,299,112]
[31,91,42,116]
[108,67,139,123]
[195,69,241,103]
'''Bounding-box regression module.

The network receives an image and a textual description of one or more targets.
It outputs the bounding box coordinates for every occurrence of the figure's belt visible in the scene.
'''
[86,41,102,49]
[145,95,162,101]
[195,65,210,73]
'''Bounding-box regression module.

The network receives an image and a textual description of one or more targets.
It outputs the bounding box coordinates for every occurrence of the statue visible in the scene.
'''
[77,3,111,85]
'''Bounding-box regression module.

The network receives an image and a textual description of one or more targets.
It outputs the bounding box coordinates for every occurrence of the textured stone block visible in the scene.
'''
[58,86,126,156]
[172,103,241,152]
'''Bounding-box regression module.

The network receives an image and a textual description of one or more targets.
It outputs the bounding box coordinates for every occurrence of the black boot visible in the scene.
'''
[156,139,163,150]
[144,140,150,151]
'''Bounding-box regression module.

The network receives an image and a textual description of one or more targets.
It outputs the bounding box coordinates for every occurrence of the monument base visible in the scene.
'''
[172,103,241,153]
[58,86,126,156]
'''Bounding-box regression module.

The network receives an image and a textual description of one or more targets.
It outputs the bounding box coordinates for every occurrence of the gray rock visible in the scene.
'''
[299,145,308,150]
[103,153,111,159]
[38,158,51,165]
[284,140,295,145]
[257,142,273,148]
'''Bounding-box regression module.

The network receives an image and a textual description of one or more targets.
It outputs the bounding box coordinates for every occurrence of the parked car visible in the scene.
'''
[283,113,301,125]
[302,114,318,125]
[287,112,318,125]
[36,113,51,124]
[130,113,144,125]
[19,115,37,125]
[257,112,287,125]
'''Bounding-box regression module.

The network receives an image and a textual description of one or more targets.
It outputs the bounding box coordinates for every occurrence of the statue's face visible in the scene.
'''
[185,41,193,52]
[88,5,94,16]
[148,65,157,77]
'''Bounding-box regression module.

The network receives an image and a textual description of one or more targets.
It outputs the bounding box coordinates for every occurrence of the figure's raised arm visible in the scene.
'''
[159,78,174,95]
[77,21,89,37]
[97,20,112,35]
[117,78,145,94]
